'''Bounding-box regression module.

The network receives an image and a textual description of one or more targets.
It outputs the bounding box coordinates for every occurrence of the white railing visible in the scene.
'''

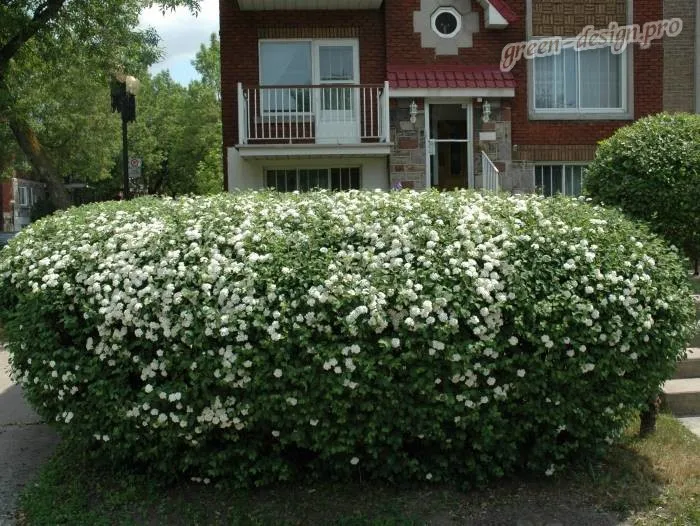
[238,82,390,145]
[481,151,500,191]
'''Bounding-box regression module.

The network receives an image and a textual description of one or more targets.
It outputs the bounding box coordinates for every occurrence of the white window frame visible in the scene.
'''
[17,186,29,207]
[529,38,633,120]
[257,39,360,118]
[431,7,463,39]
[533,163,587,197]
[264,167,362,192]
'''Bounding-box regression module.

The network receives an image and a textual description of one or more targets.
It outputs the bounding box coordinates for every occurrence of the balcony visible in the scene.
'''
[237,82,391,158]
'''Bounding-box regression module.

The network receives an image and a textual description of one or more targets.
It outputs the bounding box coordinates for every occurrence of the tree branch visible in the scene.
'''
[0,0,68,78]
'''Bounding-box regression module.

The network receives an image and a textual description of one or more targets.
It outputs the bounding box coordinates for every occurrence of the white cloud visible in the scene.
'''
[139,0,219,84]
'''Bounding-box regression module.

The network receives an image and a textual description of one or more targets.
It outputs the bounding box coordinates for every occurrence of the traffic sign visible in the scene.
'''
[128,158,142,179]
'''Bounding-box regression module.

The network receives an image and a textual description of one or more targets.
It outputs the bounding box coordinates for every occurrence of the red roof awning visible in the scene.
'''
[387,65,516,90]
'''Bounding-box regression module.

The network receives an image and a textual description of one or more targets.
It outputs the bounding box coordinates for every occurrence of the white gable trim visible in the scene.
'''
[477,0,509,29]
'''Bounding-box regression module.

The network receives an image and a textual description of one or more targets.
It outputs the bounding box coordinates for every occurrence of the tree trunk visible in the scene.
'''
[639,397,660,437]
[8,116,70,210]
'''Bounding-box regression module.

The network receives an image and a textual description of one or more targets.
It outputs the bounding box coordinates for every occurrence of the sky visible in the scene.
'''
[139,0,220,85]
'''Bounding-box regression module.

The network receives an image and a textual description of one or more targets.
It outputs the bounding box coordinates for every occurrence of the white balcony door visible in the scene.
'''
[313,41,360,144]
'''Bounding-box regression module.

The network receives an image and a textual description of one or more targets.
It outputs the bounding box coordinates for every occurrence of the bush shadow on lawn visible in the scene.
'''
[17,417,694,526]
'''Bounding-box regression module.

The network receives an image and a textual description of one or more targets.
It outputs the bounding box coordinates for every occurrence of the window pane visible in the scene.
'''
[564,49,578,108]
[266,170,277,189]
[551,165,563,195]
[260,42,312,86]
[564,166,584,196]
[534,49,576,109]
[331,168,341,190]
[319,46,354,81]
[285,170,297,192]
[539,166,554,196]
[260,42,312,113]
[298,169,310,192]
[579,48,621,109]
[318,169,330,189]
[350,168,360,189]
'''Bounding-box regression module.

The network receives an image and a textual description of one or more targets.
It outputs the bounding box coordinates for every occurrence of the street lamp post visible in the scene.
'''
[110,73,140,200]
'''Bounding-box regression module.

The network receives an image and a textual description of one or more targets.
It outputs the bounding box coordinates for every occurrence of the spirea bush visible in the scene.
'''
[0,191,694,487]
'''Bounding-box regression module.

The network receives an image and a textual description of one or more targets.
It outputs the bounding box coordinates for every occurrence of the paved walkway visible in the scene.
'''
[0,348,59,526]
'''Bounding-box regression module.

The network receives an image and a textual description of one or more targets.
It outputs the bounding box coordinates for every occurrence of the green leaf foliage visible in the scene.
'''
[584,113,700,263]
[0,191,694,488]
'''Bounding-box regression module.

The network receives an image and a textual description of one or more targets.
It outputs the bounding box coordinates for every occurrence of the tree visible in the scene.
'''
[0,0,200,208]
[192,32,221,101]
[127,34,223,196]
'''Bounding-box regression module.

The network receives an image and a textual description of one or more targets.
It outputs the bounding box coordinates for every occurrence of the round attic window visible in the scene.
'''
[431,7,462,39]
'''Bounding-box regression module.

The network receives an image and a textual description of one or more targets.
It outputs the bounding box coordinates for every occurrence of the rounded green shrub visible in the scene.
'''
[0,191,694,486]
[584,112,700,265]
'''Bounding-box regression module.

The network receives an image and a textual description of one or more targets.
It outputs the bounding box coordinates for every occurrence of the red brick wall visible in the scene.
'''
[220,1,386,188]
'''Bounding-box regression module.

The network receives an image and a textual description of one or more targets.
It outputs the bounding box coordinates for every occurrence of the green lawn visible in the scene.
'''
[17,415,700,526]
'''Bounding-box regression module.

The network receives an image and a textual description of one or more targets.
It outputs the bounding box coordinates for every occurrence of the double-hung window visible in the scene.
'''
[535,165,586,197]
[532,41,627,116]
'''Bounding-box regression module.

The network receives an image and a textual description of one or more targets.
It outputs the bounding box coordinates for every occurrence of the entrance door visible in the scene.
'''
[314,41,360,144]
[428,103,473,190]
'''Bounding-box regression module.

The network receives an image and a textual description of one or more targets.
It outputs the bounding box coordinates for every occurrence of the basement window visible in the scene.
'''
[534,164,586,197]
[265,168,361,192]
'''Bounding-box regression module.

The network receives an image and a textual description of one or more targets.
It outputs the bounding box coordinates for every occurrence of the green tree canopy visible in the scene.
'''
[0,0,200,207]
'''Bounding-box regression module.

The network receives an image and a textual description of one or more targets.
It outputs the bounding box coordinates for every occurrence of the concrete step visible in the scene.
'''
[691,331,700,348]
[662,378,700,417]
[675,348,700,380]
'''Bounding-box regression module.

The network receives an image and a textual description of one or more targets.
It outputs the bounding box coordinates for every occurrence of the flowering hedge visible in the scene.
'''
[0,191,694,486]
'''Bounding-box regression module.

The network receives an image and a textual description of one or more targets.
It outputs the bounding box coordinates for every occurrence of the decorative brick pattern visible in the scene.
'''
[532,0,628,37]
[512,144,597,162]
[258,27,360,38]
[663,0,697,113]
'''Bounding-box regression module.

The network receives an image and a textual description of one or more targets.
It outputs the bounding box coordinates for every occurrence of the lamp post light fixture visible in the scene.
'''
[111,73,140,200]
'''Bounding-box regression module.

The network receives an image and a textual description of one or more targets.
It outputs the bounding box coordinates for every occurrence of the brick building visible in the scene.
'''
[0,177,45,232]
[220,0,691,195]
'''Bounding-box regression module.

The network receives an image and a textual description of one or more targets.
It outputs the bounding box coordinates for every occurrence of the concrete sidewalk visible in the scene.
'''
[0,347,59,526]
